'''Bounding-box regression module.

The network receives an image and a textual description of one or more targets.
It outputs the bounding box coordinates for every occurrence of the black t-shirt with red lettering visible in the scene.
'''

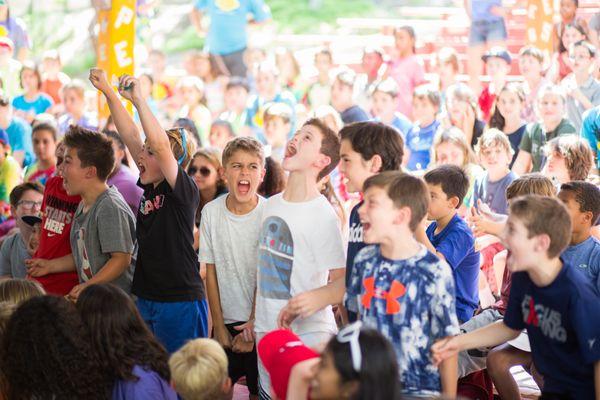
[132,166,205,302]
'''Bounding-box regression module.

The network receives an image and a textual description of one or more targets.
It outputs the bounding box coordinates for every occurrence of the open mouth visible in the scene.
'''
[284,143,297,158]
[237,179,251,195]
[138,163,146,175]
[361,221,371,233]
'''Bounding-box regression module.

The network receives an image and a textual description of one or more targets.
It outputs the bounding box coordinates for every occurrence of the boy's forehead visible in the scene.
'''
[226,149,263,165]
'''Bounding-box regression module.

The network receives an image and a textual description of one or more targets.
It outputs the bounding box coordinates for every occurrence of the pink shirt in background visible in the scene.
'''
[387,55,426,119]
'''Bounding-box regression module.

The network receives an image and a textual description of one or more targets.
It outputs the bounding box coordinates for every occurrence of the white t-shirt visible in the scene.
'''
[254,193,346,335]
[199,194,265,323]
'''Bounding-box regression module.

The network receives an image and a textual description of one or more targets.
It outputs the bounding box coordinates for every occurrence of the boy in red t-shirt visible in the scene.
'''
[25,143,80,295]
[479,47,511,122]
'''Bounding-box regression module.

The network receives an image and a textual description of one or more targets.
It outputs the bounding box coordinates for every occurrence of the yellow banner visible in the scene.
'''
[526,0,554,61]
[97,0,136,118]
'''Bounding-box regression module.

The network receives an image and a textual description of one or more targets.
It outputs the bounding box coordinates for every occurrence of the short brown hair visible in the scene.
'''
[509,195,571,258]
[544,136,593,181]
[32,122,58,142]
[340,121,403,171]
[559,181,600,225]
[371,78,399,98]
[63,126,115,181]
[263,102,293,124]
[519,45,544,64]
[222,136,265,167]
[424,165,470,208]
[413,84,441,110]
[363,171,429,231]
[476,128,514,158]
[304,118,341,181]
[9,182,44,207]
[437,47,460,73]
[505,173,556,200]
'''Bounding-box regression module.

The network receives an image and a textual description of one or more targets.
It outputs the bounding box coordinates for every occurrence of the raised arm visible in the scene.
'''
[89,69,144,161]
[119,74,180,188]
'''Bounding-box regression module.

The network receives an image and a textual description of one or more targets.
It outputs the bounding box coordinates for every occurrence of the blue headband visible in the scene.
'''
[177,128,187,165]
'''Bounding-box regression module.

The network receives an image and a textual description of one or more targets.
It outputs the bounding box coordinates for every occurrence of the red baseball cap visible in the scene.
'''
[258,329,319,400]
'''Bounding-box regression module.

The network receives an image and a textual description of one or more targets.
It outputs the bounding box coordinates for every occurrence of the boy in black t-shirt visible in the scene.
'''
[338,121,404,322]
[90,69,207,353]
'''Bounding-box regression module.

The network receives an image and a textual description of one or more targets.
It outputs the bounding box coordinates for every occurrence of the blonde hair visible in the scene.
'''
[432,127,477,167]
[165,128,197,168]
[506,173,556,199]
[169,339,228,400]
[476,128,514,157]
[0,279,45,305]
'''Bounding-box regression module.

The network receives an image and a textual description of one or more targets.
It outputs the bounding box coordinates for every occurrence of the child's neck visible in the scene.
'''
[226,193,258,215]
[543,118,562,132]
[24,90,38,101]
[282,171,321,202]
[37,157,57,171]
[487,166,510,181]
[318,71,329,84]
[490,77,506,92]
[261,88,277,102]
[574,70,590,84]
[70,110,84,121]
[503,115,523,133]
[380,234,421,260]
[527,257,563,287]
[440,75,457,91]
[570,229,590,246]
[435,210,456,233]
[379,111,395,124]
[419,116,435,128]
[398,49,413,58]
[81,182,109,211]
[525,74,542,89]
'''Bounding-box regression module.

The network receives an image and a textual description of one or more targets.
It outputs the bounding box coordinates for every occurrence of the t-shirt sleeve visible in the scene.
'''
[171,165,200,207]
[433,227,473,271]
[571,285,600,364]
[431,261,460,338]
[503,272,526,330]
[519,124,534,153]
[344,251,366,313]
[249,0,271,22]
[96,201,135,255]
[198,206,214,264]
[0,236,12,276]
[311,207,346,272]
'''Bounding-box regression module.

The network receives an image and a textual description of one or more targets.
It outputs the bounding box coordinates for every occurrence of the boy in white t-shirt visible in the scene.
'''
[255,118,345,400]
[199,136,266,400]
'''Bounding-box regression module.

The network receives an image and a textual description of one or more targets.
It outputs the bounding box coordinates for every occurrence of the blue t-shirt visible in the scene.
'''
[374,113,413,139]
[345,245,460,397]
[194,0,271,55]
[12,94,53,116]
[507,125,526,168]
[341,105,370,125]
[562,236,600,292]
[112,365,178,400]
[5,116,34,167]
[471,0,503,22]
[406,120,440,171]
[426,213,480,322]
[581,105,600,168]
[504,264,600,399]
[473,170,517,215]
[245,91,296,142]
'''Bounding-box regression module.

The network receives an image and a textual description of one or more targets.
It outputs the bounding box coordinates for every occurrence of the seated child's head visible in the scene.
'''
[224,77,249,112]
[482,47,511,80]
[169,338,230,400]
[32,122,58,166]
[42,50,62,77]
[558,181,600,239]
[570,40,596,75]
[339,121,404,193]
[178,76,205,107]
[371,78,399,120]
[9,182,44,231]
[543,135,594,183]
[282,118,340,182]
[0,278,45,305]
[331,68,356,112]
[393,25,416,55]
[360,172,429,242]
[24,216,42,255]
[518,46,545,80]
[424,165,469,220]
[505,173,557,201]
[258,156,286,198]
[19,61,42,94]
[187,148,223,192]
[476,129,513,173]
[275,47,300,84]
[504,195,571,269]
[221,136,265,203]
[61,126,115,195]
[560,0,578,22]
[309,105,343,134]
[412,84,441,126]
[559,21,587,54]
[254,61,280,97]
[435,47,460,81]
[314,47,333,76]
[263,102,293,148]
[362,46,384,76]
[138,126,196,186]
[535,84,566,127]
[489,82,526,130]
[433,127,476,168]
[147,49,166,75]
[208,120,235,151]
[61,80,86,116]
[445,83,478,128]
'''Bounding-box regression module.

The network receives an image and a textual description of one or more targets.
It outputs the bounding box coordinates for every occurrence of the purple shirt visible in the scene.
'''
[112,365,178,400]
[108,165,144,214]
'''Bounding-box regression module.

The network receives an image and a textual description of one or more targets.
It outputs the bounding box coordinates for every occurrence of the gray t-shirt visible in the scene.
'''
[0,233,30,278]
[199,194,265,324]
[473,170,518,215]
[70,186,136,293]
[566,76,600,133]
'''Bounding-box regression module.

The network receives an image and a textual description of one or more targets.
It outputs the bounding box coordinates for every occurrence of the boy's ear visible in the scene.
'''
[369,154,383,173]
[394,206,412,227]
[448,195,460,209]
[315,153,332,172]
[533,233,552,255]
[260,166,266,183]
[218,166,225,178]
[582,210,594,225]
[9,205,17,219]
[222,377,232,395]
[85,165,97,179]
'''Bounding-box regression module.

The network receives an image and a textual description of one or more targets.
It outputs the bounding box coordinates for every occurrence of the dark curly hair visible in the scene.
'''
[1,296,112,400]
[76,283,171,382]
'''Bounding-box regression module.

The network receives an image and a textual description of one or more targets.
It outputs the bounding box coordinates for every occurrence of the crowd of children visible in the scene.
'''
[0,1,599,400]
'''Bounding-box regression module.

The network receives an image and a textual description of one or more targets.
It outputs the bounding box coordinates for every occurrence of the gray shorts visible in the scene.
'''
[458,308,504,378]
[210,47,247,77]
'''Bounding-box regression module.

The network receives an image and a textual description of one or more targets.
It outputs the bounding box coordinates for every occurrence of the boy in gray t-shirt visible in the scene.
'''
[62,127,136,299]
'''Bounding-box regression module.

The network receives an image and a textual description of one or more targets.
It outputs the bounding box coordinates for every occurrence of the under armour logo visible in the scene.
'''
[590,338,596,350]
[361,277,406,315]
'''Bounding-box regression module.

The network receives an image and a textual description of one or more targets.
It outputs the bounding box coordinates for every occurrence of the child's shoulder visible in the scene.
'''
[354,244,380,263]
